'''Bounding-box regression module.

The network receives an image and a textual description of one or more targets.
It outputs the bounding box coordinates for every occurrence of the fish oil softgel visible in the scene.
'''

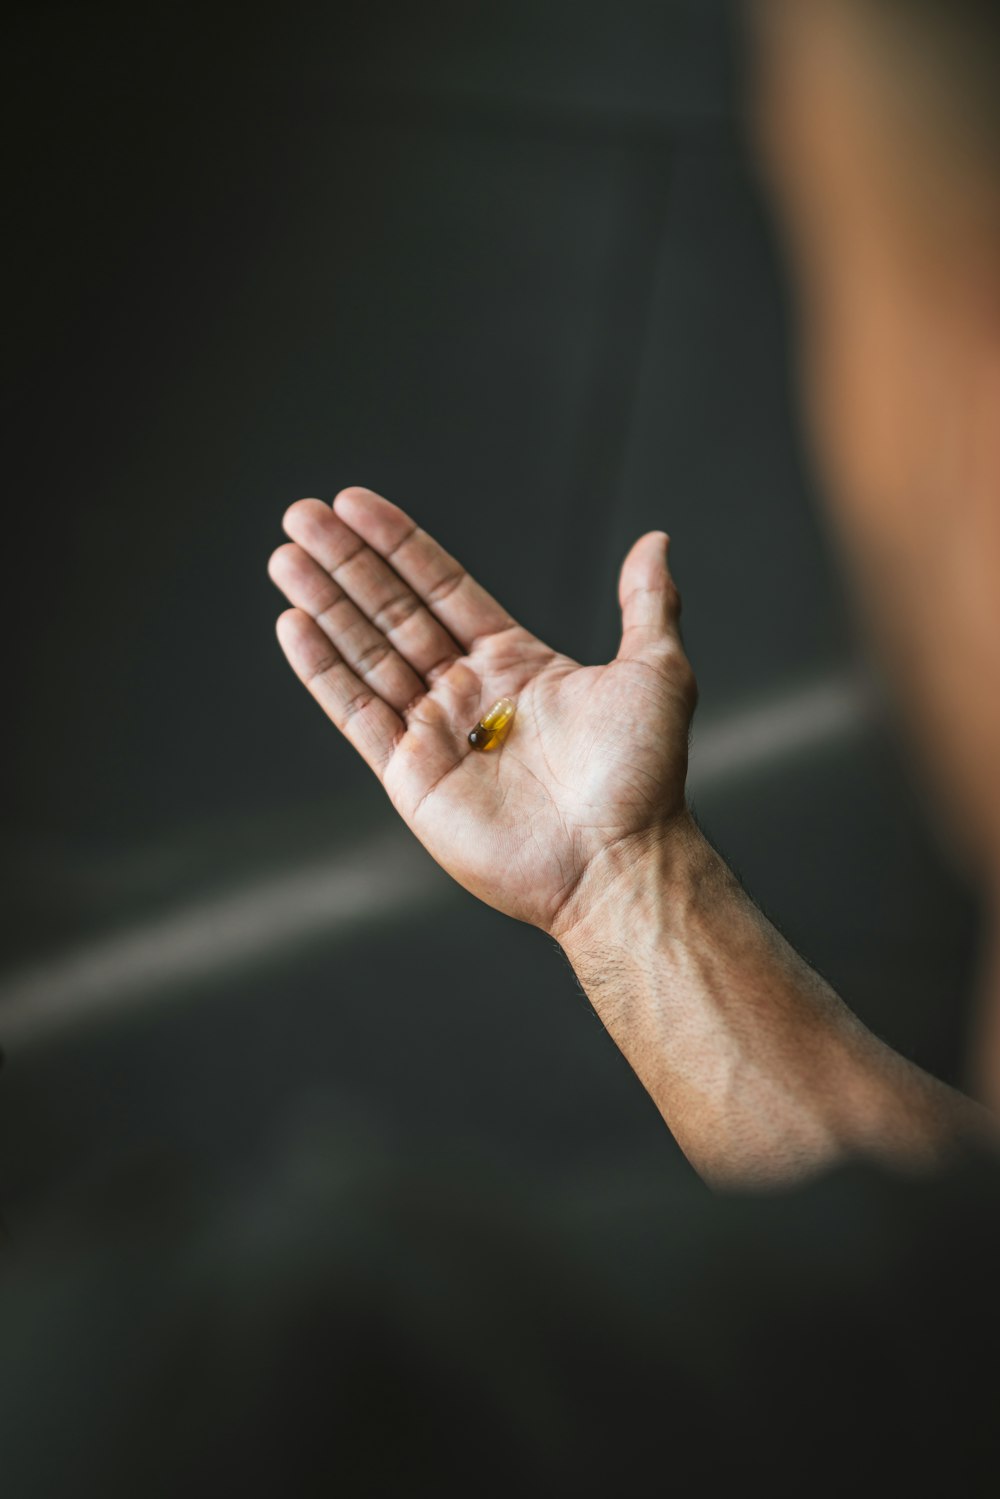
[468,696,516,751]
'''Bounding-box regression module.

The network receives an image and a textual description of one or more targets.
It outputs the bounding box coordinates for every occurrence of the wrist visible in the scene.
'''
[549,809,721,959]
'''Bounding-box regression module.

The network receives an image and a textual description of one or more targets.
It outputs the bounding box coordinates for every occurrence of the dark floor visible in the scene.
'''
[1,0,979,1221]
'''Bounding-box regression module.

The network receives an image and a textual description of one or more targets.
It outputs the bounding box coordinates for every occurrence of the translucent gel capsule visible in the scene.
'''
[468,696,516,751]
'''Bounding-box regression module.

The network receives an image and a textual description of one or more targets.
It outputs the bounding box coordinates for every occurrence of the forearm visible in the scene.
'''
[554,812,991,1188]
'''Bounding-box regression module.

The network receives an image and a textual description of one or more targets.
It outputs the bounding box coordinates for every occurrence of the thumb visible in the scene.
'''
[616,530,683,664]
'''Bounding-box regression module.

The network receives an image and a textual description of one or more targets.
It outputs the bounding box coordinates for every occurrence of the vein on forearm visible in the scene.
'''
[559,824,991,1187]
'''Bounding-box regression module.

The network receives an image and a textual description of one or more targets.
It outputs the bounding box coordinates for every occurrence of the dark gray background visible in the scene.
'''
[1,0,979,1219]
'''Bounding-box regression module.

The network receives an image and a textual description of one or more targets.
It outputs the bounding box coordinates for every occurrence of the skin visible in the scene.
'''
[269,499,694,934]
[749,0,1000,1105]
[750,0,1000,876]
[269,0,1000,1183]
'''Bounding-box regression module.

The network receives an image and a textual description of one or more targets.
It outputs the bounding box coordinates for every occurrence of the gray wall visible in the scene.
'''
[2,1,978,1215]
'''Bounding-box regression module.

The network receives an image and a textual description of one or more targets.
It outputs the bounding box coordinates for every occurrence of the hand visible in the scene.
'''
[268,488,698,937]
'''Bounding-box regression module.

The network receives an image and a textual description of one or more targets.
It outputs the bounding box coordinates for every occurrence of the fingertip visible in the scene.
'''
[267,541,302,584]
[275,605,309,643]
[638,531,673,579]
[282,496,329,535]
[625,529,669,558]
[332,486,383,519]
[284,496,325,517]
[333,486,417,552]
[620,530,667,581]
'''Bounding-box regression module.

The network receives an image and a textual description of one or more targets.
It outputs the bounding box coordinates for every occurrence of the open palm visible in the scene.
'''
[269,488,697,937]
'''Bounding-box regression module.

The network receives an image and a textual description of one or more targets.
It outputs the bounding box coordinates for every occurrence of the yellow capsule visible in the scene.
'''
[468,696,516,751]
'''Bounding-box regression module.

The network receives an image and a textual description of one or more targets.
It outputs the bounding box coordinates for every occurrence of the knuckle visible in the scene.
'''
[354,638,390,675]
[653,641,697,701]
[375,590,421,633]
[425,567,466,605]
[306,651,341,684]
[341,689,376,725]
[676,658,699,707]
[316,589,349,628]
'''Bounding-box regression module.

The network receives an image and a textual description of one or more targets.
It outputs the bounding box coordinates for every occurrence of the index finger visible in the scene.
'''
[331,487,517,652]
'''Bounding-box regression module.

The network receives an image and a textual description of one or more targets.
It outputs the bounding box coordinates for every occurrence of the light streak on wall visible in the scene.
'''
[0,671,872,1045]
